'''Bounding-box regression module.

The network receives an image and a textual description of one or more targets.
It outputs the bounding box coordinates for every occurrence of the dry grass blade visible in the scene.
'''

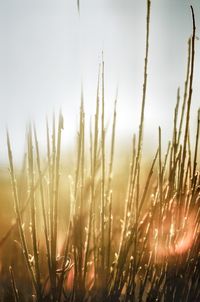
[9,266,20,302]
[179,6,196,194]
[6,130,38,295]
[27,126,42,301]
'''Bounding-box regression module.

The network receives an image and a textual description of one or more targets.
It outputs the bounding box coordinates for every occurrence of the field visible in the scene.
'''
[0,1,200,302]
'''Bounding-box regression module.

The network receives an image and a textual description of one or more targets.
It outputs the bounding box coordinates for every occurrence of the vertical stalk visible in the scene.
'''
[51,114,57,299]
[9,266,20,302]
[107,93,117,198]
[7,131,38,295]
[27,126,42,301]
[177,39,191,146]
[84,68,100,286]
[192,109,200,180]
[179,6,196,194]
[34,126,51,281]
[101,55,105,273]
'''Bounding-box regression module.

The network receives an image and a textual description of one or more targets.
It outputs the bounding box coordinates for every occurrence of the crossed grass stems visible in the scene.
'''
[5,1,200,301]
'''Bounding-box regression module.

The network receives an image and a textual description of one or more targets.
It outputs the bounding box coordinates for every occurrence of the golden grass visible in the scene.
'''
[0,1,199,302]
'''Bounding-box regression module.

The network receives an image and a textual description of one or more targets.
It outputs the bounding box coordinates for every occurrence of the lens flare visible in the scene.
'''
[149,205,198,261]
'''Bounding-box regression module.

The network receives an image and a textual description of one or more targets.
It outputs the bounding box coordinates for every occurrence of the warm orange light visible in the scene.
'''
[149,207,198,261]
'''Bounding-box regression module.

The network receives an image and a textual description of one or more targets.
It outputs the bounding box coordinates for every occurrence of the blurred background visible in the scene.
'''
[0,0,200,165]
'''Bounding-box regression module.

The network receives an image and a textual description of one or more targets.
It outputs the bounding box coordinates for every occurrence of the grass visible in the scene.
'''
[0,1,199,301]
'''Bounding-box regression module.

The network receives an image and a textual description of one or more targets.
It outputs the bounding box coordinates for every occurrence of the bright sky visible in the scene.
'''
[0,0,200,164]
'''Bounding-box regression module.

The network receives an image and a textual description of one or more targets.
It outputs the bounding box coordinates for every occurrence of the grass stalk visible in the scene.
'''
[27,126,42,301]
[9,266,20,302]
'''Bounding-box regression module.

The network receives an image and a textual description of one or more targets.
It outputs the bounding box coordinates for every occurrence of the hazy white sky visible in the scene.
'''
[0,0,200,163]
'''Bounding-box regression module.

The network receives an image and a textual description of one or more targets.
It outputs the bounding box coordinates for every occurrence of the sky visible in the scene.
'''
[0,0,200,164]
